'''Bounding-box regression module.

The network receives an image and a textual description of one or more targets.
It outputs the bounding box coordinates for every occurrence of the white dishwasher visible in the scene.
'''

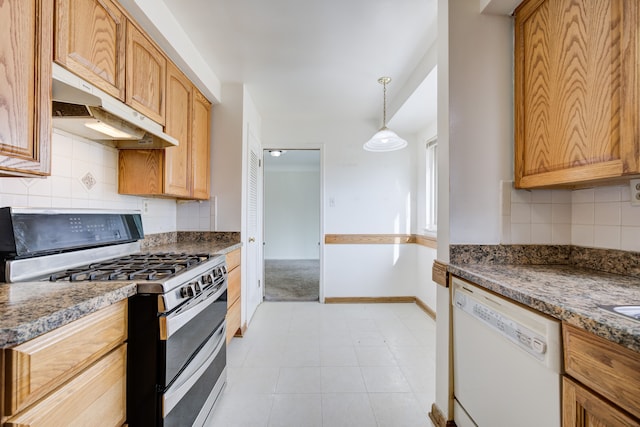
[452,277,562,427]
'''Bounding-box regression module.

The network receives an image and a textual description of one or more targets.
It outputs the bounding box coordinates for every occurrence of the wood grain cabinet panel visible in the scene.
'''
[226,299,241,344]
[4,300,127,416]
[0,0,52,177]
[126,24,166,125]
[514,0,639,188]
[4,344,126,427]
[226,248,241,272]
[225,249,242,343]
[54,0,126,100]
[191,89,211,200]
[563,376,639,427]
[563,323,640,421]
[227,266,241,309]
[118,62,211,200]
[163,62,192,198]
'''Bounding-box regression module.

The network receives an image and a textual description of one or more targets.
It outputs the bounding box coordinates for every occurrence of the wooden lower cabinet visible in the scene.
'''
[2,301,127,426]
[4,345,126,427]
[226,249,242,343]
[563,377,639,427]
[562,323,640,427]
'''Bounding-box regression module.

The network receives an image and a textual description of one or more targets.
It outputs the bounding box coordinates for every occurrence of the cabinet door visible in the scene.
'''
[4,300,127,416]
[563,323,640,420]
[563,377,639,427]
[126,24,166,125]
[514,0,638,188]
[191,89,211,200]
[164,62,192,198]
[118,149,164,196]
[54,0,126,100]
[0,0,52,177]
[5,345,127,427]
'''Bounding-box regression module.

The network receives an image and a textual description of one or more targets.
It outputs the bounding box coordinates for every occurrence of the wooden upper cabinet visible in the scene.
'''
[126,24,166,125]
[118,62,211,200]
[191,89,211,200]
[514,0,639,188]
[0,0,52,177]
[54,0,126,100]
[164,62,192,198]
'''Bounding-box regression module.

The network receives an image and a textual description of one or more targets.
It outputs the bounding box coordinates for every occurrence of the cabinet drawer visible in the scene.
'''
[4,301,127,415]
[226,249,241,272]
[5,344,126,427]
[227,266,240,308]
[563,323,640,420]
[226,299,241,344]
[563,376,639,427]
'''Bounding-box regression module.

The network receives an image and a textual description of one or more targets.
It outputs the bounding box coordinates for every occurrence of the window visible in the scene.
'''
[425,138,437,233]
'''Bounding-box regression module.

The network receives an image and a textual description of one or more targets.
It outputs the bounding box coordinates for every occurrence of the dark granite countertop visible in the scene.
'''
[448,263,640,353]
[0,238,241,348]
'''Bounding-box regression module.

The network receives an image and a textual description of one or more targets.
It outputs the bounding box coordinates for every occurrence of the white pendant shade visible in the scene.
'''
[363,127,408,152]
[364,76,407,152]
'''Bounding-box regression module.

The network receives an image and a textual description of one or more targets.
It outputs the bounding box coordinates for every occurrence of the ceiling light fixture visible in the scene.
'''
[269,150,287,157]
[363,77,407,152]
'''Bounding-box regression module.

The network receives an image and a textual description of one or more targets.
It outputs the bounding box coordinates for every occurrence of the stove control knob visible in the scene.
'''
[202,273,214,285]
[180,284,196,298]
[193,281,202,293]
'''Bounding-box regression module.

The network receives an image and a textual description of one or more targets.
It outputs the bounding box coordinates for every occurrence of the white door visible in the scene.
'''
[245,126,263,319]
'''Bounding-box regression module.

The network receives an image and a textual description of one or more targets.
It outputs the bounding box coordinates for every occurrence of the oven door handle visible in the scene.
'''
[160,281,227,340]
[163,321,226,417]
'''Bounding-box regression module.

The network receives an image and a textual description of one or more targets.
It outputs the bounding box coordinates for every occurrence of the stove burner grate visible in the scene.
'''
[48,252,212,282]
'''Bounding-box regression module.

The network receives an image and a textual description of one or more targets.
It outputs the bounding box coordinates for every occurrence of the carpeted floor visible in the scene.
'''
[264,259,319,301]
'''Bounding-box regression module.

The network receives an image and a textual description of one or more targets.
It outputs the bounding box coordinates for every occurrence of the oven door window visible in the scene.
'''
[162,288,227,386]
[163,321,227,427]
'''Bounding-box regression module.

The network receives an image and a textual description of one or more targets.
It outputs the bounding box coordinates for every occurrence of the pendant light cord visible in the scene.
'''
[378,76,391,128]
[382,79,387,128]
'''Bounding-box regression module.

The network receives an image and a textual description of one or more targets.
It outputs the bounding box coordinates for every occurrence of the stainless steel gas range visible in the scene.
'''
[0,207,228,427]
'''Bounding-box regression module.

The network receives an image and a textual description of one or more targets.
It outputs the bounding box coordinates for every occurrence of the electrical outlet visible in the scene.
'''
[631,179,640,206]
[142,199,149,214]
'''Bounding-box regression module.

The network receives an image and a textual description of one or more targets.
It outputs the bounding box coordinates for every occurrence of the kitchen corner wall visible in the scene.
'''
[0,130,177,234]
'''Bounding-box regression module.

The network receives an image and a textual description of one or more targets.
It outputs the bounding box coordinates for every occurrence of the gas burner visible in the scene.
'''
[48,252,212,282]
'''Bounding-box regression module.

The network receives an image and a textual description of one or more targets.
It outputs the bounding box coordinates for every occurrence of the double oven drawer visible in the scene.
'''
[128,276,228,426]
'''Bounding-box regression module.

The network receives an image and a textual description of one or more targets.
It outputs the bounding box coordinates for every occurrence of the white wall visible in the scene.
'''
[262,118,419,298]
[264,169,320,260]
[448,3,514,245]
[435,0,515,420]
[0,130,176,234]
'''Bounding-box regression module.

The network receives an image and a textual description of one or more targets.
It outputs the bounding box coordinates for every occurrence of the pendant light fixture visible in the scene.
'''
[363,76,407,152]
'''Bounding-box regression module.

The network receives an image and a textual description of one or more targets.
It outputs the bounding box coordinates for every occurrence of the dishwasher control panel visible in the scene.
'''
[454,288,547,360]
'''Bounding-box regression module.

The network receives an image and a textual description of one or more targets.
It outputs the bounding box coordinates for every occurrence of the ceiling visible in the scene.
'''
[160,0,438,131]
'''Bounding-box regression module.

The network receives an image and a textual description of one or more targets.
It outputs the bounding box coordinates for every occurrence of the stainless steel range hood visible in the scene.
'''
[52,64,178,149]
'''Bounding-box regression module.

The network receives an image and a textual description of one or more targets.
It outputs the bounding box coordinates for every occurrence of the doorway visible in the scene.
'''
[263,149,321,301]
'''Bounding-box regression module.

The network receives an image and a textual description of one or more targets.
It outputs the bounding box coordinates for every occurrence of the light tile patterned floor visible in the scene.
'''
[207,302,436,427]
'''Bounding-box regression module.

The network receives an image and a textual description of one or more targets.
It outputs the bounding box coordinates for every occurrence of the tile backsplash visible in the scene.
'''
[501,180,640,251]
[0,130,177,234]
